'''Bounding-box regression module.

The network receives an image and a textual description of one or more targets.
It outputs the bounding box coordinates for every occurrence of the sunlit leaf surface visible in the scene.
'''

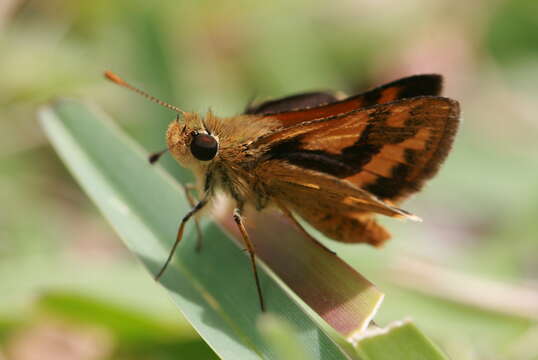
[39,99,361,359]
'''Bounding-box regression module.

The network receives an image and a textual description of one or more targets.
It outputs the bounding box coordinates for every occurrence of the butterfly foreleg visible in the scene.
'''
[182,183,204,252]
[155,196,208,281]
[232,206,265,311]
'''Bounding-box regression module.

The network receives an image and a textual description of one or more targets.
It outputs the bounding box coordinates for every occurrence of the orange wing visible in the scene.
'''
[255,96,460,204]
[251,74,443,126]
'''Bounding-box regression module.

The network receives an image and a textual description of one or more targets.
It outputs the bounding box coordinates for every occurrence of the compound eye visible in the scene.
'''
[190,133,218,161]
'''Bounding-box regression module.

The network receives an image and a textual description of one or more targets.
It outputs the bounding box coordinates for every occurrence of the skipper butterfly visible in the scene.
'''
[105,71,460,311]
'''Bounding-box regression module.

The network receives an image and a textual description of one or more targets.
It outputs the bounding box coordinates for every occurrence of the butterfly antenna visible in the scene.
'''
[104,71,185,115]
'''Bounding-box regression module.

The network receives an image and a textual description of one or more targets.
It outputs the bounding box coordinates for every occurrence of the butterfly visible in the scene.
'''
[105,71,460,311]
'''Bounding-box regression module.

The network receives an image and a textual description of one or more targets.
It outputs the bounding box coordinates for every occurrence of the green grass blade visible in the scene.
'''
[257,314,312,360]
[39,99,357,359]
[354,321,449,360]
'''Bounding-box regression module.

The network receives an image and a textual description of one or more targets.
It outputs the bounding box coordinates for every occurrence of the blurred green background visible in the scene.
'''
[1,0,538,359]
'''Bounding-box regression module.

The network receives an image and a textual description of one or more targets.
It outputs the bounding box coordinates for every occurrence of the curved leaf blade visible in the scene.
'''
[39,99,353,359]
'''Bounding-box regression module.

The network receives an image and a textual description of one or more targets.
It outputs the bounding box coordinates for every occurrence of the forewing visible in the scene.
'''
[257,96,460,203]
[258,74,443,127]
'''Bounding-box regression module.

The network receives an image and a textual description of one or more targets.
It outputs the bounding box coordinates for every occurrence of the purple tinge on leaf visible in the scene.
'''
[216,198,384,340]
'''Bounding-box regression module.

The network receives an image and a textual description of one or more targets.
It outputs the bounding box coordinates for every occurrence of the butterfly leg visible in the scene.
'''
[232,207,265,312]
[182,183,204,252]
[155,198,207,281]
[275,200,336,255]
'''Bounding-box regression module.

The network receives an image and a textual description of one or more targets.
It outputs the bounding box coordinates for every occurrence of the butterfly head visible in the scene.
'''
[166,112,219,168]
